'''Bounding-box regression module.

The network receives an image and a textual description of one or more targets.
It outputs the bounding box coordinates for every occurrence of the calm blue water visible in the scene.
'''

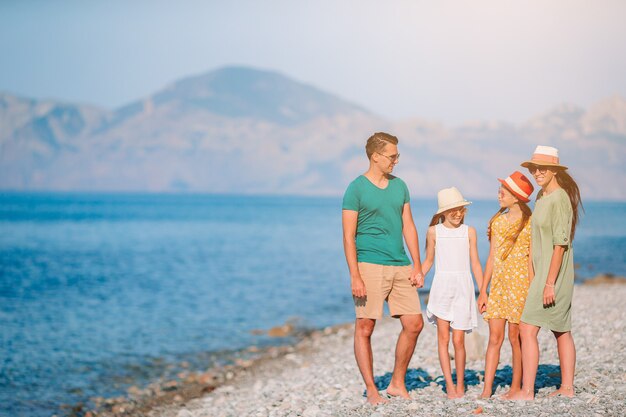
[0,193,624,416]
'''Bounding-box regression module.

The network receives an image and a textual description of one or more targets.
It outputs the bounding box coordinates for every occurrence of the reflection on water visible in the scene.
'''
[0,193,623,416]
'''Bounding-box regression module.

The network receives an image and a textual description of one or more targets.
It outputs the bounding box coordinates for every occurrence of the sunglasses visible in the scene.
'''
[527,165,550,174]
[376,152,400,162]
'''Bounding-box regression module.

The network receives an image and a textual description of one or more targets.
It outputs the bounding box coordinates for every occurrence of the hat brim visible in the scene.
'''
[436,200,471,215]
[520,160,568,170]
[498,178,531,203]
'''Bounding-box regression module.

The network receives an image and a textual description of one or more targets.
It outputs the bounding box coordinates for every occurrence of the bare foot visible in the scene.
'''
[506,389,534,401]
[366,390,389,405]
[456,386,465,398]
[548,386,574,398]
[479,391,492,399]
[445,387,461,400]
[386,383,410,399]
[498,388,520,400]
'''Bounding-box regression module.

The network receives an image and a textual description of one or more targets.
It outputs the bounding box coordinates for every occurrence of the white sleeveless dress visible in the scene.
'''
[426,223,478,332]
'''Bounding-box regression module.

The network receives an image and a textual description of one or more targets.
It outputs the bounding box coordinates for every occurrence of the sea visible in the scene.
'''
[1,192,624,417]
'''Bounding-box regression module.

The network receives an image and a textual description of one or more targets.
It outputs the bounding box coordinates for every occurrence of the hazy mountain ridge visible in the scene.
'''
[387,96,625,199]
[0,67,624,199]
[101,66,369,131]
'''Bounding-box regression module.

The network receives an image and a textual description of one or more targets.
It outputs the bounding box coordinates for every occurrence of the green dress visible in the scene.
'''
[521,188,574,332]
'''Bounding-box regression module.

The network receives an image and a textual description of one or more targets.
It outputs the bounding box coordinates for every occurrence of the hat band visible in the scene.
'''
[437,199,471,213]
[532,153,559,164]
[504,177,530,199]
[440,200,468,209]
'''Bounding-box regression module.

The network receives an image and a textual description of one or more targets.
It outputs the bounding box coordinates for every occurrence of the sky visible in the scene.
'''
[1,0,626,123]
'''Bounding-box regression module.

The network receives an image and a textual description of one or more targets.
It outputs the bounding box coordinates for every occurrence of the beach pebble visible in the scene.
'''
[148,285,626,417]
[407,402,420,410]
[253,380,264,392]
[302,405,321,416]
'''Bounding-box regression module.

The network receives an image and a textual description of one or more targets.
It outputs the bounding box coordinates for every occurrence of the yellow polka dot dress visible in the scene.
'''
[484,214,531,324]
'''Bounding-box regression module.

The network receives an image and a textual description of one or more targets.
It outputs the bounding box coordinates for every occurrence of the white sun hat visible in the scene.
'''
[436,187,472,214]
[520,145,568,169]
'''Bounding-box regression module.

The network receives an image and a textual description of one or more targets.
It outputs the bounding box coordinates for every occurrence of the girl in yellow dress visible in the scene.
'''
[477,171,534,399]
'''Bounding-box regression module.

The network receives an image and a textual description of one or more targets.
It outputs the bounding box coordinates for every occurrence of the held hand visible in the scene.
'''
[409,268,424,288]
[477,293,488,314]
[543,285,555,307]
[416,273,425,289]
[352,276,367,298]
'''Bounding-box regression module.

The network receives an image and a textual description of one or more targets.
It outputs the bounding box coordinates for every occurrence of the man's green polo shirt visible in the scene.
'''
[342,175,411,266]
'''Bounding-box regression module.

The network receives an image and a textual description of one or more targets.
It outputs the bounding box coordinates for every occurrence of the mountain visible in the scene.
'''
[387,97,626,200]
[99,66,369,131]
[1,66,625,200]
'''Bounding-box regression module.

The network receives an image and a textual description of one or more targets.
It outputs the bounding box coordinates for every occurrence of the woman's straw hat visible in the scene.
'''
[498,171,534,203]
[436,187,471,214]
[520,145,568,169]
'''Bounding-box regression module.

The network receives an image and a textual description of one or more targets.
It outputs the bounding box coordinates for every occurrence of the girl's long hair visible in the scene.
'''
[429,213,445,227]
[487,201,532,260]
[537,169,584,241]
[427,210,465,248]
[428,210,466,227]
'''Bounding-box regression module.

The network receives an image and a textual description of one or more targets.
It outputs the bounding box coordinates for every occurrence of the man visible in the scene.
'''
[342,132,425,404]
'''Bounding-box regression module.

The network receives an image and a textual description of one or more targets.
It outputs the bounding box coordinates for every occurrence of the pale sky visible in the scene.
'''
[1,0,625,123]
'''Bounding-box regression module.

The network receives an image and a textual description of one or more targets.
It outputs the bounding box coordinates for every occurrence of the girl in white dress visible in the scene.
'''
[422,187,484,399]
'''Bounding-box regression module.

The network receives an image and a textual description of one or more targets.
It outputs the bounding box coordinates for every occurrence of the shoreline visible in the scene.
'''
[79,324,354,417]
[82,276,626,417]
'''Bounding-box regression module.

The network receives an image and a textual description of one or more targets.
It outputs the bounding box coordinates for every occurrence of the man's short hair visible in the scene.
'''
[365,132,399,159]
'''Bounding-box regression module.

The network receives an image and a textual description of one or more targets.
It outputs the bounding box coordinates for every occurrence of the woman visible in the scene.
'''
[509,145,583,400]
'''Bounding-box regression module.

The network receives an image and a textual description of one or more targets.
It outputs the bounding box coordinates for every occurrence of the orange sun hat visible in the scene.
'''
[498,171,534,203]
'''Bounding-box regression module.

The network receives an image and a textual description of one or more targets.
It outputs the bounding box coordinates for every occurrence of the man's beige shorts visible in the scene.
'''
[354,262,421,319]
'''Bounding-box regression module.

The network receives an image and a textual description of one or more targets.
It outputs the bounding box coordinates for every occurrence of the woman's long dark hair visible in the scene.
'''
[487,201,532,260]
[537,169,584,241]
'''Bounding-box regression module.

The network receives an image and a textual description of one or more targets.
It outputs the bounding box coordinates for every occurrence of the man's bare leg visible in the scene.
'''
[387,314,424,398]
[354,318,388,404]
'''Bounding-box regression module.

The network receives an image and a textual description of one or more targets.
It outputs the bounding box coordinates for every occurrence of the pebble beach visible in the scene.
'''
[113,281,626,417]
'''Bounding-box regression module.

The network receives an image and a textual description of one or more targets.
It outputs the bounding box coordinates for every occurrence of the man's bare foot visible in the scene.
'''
[456,386,465,398]
[548,386,574,398]
[366,390,389,405]
[386,383,410,399]
[506,389,534,401]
